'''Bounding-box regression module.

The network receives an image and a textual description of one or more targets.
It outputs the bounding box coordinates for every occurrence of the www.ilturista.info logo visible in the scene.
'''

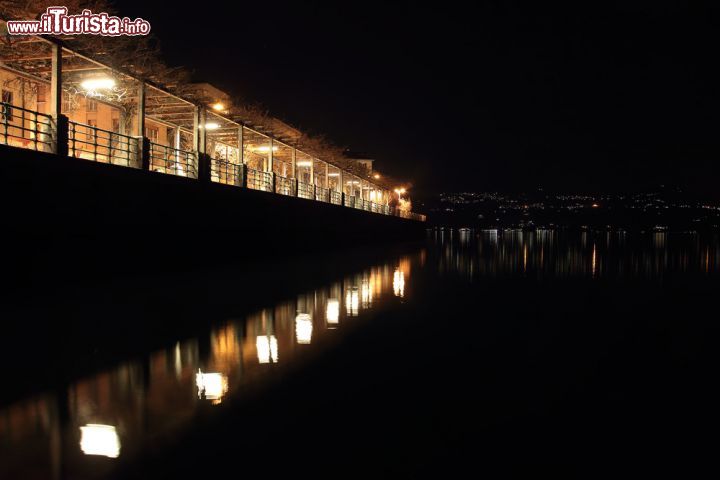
[6,7,151,36]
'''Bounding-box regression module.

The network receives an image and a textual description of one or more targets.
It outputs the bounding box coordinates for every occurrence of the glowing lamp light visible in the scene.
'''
[394,188,406,195]
[326,299,340,325]
[256,335,278,364]
[295,313,313,344]
[373,174,381,179]
[296,160,312,167]
[327,172,340,177]
[195,370,229,404]
[202,122,220,130]
[79,424,120,458]
[80,77,116,91]
[253,145,278,153]
[212,102,225,111]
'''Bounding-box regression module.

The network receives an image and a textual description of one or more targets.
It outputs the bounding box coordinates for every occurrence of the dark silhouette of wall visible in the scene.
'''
[1,144,425,278]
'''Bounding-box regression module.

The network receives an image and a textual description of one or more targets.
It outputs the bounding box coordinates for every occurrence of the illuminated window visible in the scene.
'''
[37,85,46,105]
[111,118,120,133]
[1,90,13,121]
[87,119,97,142]
[145,126,159,143]
[62,92,72,112]
[86,99,98,112]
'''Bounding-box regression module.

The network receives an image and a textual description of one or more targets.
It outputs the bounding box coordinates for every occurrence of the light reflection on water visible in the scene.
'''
[433,228,720,279]
[3,230,719,478]
[0,252,419,480]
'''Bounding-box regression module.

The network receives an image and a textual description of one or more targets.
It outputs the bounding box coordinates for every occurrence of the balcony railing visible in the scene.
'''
[247,168,273,192]
[298,181,314,200]
[315,186,330,203]
[0,108,426,221]
[211,158,242,186]
[68,121,140,167]
[275,175,296,196]
[149,142,197,178]
[1,102,54,153]
[330,190,342,205]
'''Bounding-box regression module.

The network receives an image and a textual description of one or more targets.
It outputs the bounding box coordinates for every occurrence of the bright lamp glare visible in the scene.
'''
[203,122,220,130]
[80,78,115,91]
[254,145,278,153]
[212,102,225,111]
[79,424,120,458]
[296,160,312,167]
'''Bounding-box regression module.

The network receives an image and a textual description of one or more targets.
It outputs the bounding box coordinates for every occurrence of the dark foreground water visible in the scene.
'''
[2,230,720,478]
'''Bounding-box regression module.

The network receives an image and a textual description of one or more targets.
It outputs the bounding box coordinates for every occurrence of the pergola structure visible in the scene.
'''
[0,25,425,221]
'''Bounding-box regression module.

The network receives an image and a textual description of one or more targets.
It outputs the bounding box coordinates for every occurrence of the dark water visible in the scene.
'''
[2,230,720,478]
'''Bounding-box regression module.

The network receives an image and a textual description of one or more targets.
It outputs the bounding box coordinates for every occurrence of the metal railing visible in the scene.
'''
[211,158,242,186]
[247,168,273,192]
[0,105,426,221]
[315,186,330,203]
[0,102,54,153]
[275,175,296,196]
[298,181,314,200]
[330,190,342,205]
[149,142,197,178]
[68,121,140,167]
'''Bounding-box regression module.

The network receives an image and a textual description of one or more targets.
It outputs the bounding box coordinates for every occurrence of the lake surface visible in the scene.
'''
[2,230,719,478]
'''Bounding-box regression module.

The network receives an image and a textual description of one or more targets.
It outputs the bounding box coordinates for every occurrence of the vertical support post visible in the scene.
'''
[50,44,61,119]
[240,163,247,188]
[193,106,200,152]
[141,137,150,171]
[309,157,315,185]
[195,107,210,182]
[325,162,329,190]
[268,137,274,173]
[198,107,207,155]
[136,81,147,169]
[238,126,244,164]
[291,148,297,179]
[136,81,146,137]
[49,43,67,156]
[174,126,181,169]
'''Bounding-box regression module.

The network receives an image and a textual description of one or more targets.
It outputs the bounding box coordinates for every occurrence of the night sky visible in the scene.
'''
[117,2,719,199]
